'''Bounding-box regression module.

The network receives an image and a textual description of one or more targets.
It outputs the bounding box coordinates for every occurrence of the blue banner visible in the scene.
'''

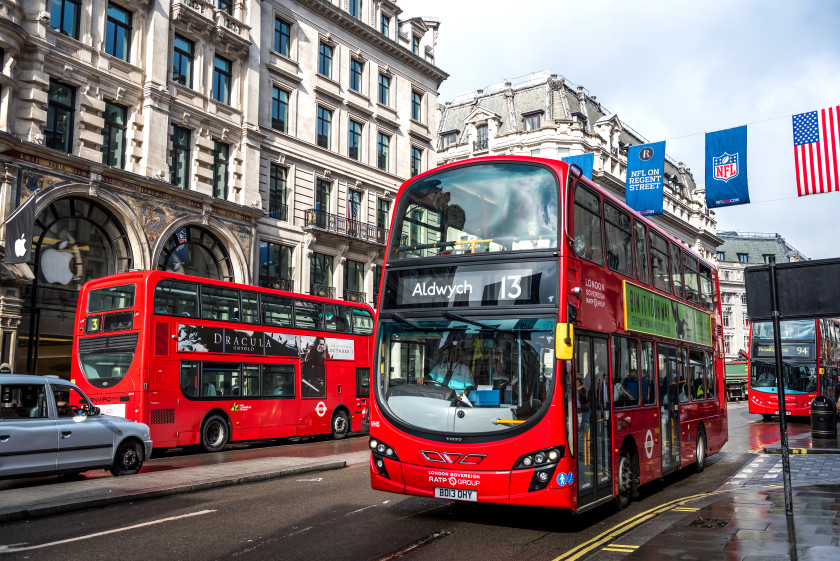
[705,125,749,208]
[625,141,666,216]
[562,153,594,180]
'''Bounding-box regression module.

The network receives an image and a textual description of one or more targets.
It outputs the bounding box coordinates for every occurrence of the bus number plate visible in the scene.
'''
[434,487,477,502]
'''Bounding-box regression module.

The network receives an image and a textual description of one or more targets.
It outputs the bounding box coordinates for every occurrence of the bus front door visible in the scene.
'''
[575,333,612,507]
[657,344,680,473]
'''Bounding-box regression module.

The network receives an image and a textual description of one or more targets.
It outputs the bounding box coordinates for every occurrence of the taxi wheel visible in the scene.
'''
[110,440,144,476]
[695,428,707,473]
[331,410,349,440]
[202,414,229,453]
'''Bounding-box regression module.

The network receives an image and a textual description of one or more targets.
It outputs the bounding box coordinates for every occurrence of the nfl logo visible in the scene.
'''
[713,152,739,183]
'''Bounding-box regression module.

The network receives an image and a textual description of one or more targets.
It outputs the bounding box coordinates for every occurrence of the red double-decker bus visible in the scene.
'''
[71,271,374,452]
[748,318,840,419]
[369,156,727,512]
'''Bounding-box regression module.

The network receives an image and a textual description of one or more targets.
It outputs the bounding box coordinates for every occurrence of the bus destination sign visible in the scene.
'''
[753,343,814,359]
[388,261,557,308]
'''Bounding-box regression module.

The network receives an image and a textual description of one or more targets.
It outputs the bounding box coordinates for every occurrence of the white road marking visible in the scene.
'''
[346,505,377,515]
[0,509,216,553]
[296,477,323,482]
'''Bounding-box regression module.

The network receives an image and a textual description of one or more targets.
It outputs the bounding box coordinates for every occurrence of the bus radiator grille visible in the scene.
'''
[150,408,175,424]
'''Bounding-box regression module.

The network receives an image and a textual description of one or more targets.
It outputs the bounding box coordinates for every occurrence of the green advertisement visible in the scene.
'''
[623,281,712,346]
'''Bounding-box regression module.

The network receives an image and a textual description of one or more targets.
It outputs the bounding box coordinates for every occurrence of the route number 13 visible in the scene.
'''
[499,275,523,299]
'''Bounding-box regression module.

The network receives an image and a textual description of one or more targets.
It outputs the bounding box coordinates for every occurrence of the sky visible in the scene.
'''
[397,0,840,259]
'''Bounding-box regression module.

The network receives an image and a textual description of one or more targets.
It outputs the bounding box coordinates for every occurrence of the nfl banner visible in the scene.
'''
[562,153,595,180]
[792,105,840,196]
[625,141,666,216]
[3,193,37,265]
[705,125,749,208]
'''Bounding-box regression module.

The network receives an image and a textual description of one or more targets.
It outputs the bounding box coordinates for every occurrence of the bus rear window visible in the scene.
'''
[88,284,135,313]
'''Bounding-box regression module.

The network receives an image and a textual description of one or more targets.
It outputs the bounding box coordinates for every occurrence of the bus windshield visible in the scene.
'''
[390,163,559,258]
[751,320,816,340]
[750,359,817,394]
[376,316,556,435]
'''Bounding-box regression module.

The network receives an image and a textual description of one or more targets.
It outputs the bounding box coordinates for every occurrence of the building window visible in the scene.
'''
[475,124,488,151]
[723,312,731,327]
[763,254,776,264]
[737,253,748,263]
[269,164,287,221]
[271,87,288,132]
[524,112,541,131]
[411,90,422,121]
[318,42,333,78]
[412,35,420,55]
[741,294,747,305]
[172,35,194,88]
[212,141,229,199]
[410,146,422,176]
[380,15,390,36]
[315,178,331,214]
[101,101,127,168]
[349,0,362,19]
[45,80,75,153]
[217,0,232,15]
[348,190,361,226]
[317,106,332,149]
[259,241,292,289]
[377,199,390,230]
[378,74,390,106]
[310,253,334,293]
[274,19,291,56]
[170,125,190,189]
[377,132,390,172]
[350,58,363,93]
[348,120,362,161]
[716,251,725,261]
[50,0,81,39]
[441,132,456,149]
[105,3,131,61]
[213,55,232,105]
[724,335,732,354]
[345,259,364,293]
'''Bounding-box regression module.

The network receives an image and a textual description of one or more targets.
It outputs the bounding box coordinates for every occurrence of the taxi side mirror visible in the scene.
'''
[556,323,574,361]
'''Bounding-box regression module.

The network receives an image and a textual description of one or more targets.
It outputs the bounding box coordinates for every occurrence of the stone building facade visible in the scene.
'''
[715,231,807,361]
[436,72,722,260]
[0,0,447,376]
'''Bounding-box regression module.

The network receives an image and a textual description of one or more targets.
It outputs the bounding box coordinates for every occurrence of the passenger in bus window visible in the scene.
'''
[620,369,639,404]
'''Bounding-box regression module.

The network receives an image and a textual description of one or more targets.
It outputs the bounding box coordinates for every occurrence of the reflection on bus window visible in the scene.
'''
[352,309,374,335]
[604,203,632,277]
[752,320,816,340]
[154,280,198,317]
[573,186,603,264]
[683,254,700,305]
[650,232,671,293]
[634,222,649,284]
[88,284,135,313]
[390,163,558,258]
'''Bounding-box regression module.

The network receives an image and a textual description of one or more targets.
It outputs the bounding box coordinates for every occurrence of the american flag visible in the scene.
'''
[792,106,840,196]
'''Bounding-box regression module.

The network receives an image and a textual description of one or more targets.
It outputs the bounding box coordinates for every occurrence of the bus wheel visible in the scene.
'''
[616,449,635,509]
[762,414,772,422]
[331,410,349,440]
[695,428,707,473]
[201,414,229,453]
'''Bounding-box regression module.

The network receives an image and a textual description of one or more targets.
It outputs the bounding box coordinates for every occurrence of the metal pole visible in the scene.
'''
[769,263,793,516]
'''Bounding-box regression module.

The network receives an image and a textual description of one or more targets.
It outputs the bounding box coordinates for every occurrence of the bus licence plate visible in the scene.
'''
[434,487,477,502]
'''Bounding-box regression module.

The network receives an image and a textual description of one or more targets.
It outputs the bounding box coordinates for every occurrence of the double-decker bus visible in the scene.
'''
[748,318,840,420]
[71,271,374,452]
[369,156,727,512]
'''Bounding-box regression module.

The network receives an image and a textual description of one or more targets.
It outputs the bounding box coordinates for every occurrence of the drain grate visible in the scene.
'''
[688,517,731,529]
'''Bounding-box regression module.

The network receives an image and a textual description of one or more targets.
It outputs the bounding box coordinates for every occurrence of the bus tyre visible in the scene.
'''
[762,414,772,422]
[616,449,636,509]
[695,428,707,473]
[110,440,144,476]
[331,410,349,440]
[202,414,229,453]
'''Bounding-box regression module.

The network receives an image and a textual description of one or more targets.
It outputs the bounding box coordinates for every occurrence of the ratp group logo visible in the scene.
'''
[713,152,739,182]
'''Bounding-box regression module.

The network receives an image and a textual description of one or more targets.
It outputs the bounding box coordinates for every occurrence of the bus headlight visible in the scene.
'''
[513,446,565,470]
[370,437,399,479]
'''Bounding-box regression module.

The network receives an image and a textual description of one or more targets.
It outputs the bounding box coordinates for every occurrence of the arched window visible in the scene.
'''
[157,225,232,281]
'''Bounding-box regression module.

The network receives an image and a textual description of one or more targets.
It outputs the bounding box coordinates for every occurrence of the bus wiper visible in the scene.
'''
[443,311,498,331]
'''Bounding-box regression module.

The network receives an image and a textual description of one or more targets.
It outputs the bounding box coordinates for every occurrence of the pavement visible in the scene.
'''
[1,424,840,560]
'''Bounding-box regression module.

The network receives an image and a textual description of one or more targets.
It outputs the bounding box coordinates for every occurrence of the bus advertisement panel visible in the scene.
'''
[72,271,374,452]
[369,156,727,512]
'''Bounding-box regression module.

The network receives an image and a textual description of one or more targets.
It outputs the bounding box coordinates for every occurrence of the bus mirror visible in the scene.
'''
[556,323,574,361]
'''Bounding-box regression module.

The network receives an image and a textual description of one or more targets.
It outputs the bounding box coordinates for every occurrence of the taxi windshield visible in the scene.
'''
[375,315,556,435]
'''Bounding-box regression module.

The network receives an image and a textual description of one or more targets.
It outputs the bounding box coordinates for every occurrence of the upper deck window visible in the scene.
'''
[390,163,558,259]
[604,202,632,276]
[650,232,671,293]
[88,284,135,312]
[573,185,603,264]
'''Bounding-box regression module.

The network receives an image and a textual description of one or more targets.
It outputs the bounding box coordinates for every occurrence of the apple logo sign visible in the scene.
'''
[14,233,27,257]
[40,240,75,285]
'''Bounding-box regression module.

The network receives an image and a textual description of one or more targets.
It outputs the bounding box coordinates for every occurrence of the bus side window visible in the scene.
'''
[241,292,259,324]
[294,301,323,330]
[572,185,603,264]
[352,309,374,335]
[262,364,295,397]
[650,232,671,293]
[705,351,716,400]
[683,254,700,305]
[261,294,292,327]
[201,286,240,322]
[154,280,198,317]
[634,221,650,284]
[325,305,351,333]
[604,202,632,277]
[699,264,713,310]
[670,243,683,299]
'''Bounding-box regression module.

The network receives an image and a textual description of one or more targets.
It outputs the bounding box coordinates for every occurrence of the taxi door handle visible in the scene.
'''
[61,431,72,438]
[0,434,10,441]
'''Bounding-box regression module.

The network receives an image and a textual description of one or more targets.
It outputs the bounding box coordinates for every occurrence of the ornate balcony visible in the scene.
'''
[261,277,294,292]
[474,138,488,151]
[344,290,366,304]
[303,209,386,246]
[311,284,336,299]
